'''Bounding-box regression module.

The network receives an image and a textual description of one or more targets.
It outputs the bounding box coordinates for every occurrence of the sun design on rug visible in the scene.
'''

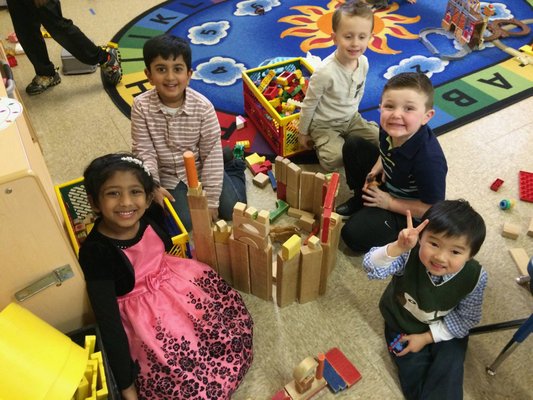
[279,1,420,54]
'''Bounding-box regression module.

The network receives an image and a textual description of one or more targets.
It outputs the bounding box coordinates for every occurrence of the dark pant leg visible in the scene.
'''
[342,136,379,196]
[7,0,56,76]
[167,181,192,232]
[341,207,406,252]
[37,0,107,65]
[421,336,468,400]
[218,159,247,221]
[385,324,468,400]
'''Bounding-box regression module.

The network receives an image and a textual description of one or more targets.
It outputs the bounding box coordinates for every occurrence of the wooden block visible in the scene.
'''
[528,217,533,237]
[298,237,323,304]
[300,171,316,213]
[188,189,218,270]
[297,215,316,233]
[282,234,302,260]
[249,243,273,301]
[215,240,233,285]
[245,153,266,168]
[502,222,520,239]
[276,250,300,308]
[228,234,250,293]
[275,156,285,183]
[253,172,270,188]
[325,347,362,387]
[213,220,231,243]
[287,207,314,220]
[312,173,326,216]
[319,213,342,295]
[509,248,530,276]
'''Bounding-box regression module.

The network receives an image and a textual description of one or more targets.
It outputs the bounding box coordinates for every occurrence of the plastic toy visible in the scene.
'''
[389,333,407,354]
[499,199,515,210]
[519,170,533,202]
[490,178,504,192]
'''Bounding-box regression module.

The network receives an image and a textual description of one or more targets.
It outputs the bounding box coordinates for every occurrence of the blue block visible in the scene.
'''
[323,359,347,393]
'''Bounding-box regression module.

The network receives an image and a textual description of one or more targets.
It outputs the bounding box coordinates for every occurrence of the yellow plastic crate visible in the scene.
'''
[242,57,314,157]
[54,177,190,258]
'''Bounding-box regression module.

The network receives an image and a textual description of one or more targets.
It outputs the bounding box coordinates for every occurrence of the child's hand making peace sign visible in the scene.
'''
[387,210,429,257]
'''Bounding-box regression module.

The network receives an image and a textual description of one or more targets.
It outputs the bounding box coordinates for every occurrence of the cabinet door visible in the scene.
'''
[0,174,92,332]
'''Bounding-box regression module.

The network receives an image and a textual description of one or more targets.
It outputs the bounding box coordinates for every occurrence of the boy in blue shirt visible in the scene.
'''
[339,72,447,252]
[363,200,488,400]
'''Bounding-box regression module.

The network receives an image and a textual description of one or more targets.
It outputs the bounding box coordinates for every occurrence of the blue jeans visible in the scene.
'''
[385,324,468,400]
[167,159,247,232]
[6,0,107,76]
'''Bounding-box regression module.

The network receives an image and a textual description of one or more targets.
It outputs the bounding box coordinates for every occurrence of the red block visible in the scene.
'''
[490,178,504,191]
[325,347,361,387]
[519,171,533,202]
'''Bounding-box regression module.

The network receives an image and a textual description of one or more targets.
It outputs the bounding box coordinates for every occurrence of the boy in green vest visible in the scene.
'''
[363,199,487,400]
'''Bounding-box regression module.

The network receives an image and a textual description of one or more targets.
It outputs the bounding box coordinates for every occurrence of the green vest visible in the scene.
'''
[379,246,482,334]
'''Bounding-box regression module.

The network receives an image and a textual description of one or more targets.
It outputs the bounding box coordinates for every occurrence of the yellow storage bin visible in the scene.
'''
[242,57,314,157]
[54,177,191,258]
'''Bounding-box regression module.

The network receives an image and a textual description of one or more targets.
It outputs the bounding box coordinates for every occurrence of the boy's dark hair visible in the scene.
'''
[84,152,155,212]
[420,199,486,257]
[332,1,374,32]
[383,72,435,109]
[143,34,192,71]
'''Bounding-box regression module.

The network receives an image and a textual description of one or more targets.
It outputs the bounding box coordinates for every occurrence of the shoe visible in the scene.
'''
[100,46,122,85]
[26,71,61,95]
[336,197,362,219]
[223,146,234,164]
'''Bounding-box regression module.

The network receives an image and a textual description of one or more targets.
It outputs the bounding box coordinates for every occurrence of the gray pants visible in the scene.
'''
[309,113,378,172]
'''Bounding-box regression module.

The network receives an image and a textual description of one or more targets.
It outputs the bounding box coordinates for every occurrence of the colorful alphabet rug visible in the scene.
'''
[105,0,533,158]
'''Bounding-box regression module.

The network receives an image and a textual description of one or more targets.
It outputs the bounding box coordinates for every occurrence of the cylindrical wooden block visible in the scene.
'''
[316,353,325,380]
[183,151,199,188]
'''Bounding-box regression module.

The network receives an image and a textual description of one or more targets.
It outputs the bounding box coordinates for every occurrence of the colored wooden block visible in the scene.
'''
[323,359,346,393]
[490,178,504,191]
[245,153,266,168]
[282,234,301,260]
[325,347,361,387]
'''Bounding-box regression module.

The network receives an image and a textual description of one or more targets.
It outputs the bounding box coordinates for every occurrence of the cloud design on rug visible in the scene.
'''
[234,0,281,16]
[384,55,448,79]
[188,21,230,45]
[481,2,513,20]
[192,57,246,86]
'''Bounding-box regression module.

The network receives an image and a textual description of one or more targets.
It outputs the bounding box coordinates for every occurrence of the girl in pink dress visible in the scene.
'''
[79,153,253,400]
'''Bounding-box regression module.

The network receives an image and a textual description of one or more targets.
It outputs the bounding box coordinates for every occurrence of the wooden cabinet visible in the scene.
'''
[0,44,92,332]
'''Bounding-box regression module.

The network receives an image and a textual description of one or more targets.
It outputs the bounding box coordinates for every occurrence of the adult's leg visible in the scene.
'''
[341,207,406,252]
[166,182,192,232]
[6,0,56,76]
[218,159,247,221]
[38,0,107,65]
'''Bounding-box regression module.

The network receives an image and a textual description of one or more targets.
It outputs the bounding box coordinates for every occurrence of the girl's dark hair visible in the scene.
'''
[83,153,155,210]
[421,199,486,257]
[143,34,192,70]
[332,0,374,33]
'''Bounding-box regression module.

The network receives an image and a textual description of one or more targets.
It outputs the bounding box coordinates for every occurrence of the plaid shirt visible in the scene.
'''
[131,87,223,208]
[363,245,488,342]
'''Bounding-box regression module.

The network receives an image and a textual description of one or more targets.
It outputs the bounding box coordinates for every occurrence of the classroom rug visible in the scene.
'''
[105,0,533,159]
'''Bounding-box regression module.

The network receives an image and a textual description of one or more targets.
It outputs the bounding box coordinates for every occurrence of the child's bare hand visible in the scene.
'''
[395,331,433,356]
[397,210,429,252]
[362,185,391,209]
[154,187,175,206]
[209,207,219,223]
[298,134,314,150]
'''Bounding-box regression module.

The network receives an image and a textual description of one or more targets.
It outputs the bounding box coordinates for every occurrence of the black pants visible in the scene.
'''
[7,0,106,76]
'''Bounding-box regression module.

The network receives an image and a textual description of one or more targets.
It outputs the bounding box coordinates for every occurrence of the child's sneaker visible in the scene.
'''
[26,70,61,95]
[100,47,122,85]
